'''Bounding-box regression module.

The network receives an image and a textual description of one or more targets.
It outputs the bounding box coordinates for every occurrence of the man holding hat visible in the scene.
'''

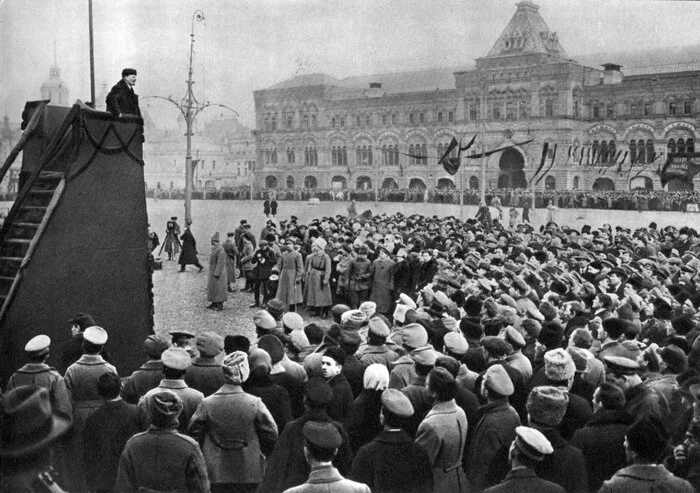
[284,421,370,493]
[350,389,433,493]
[189,351,278,492]
[63,325,116,490]
[116,390,210,493]
[0,385,72,492]
[139,347,204,433]
[483,426,564,493]
[6,334,72,419]
[207,232,229,311]
[185,331,226,397]
[120,334,170,404]
[106,68,141,117]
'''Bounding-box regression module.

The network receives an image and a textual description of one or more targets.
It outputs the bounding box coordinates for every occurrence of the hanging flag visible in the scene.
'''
[438,137,461,175]
[529,142,549,185]
[535,144,558,186]
[465,139,534,159]
[460,134,477,152]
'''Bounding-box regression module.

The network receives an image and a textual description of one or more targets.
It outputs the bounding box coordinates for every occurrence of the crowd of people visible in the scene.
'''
[4,209,700,493]
[145,186,700,212]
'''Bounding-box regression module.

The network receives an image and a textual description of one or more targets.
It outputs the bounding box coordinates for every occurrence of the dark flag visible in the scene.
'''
[465,139,534,159]
[529,142,549,185]
[659,152,700,187]
[460,134,477,152]
[536,144,558,185]
[439,137,461,175]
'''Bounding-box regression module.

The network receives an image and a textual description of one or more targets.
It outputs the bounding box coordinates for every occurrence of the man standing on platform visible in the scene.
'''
[106,68,141,118]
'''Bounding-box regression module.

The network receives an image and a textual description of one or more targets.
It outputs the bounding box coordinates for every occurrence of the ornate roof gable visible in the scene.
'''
[486,1,568,59]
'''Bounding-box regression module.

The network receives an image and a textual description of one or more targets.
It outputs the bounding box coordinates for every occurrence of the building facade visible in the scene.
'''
[252,1,699,193]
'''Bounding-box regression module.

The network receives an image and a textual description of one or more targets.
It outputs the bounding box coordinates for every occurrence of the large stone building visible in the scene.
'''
[252,1,699,193]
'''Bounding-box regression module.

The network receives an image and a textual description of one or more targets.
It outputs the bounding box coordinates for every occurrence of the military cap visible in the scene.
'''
[434,291,450,308]
[303,421,342,449]
[368,317,391,338]
[170,330,195,342]
[504,326,526,349]
[513,426,554,461]
[253,310,277,330]
[83,326,108,345]
[499,294,518,311]
[481,336,511,358]
[410,346,439,366]
[161,347,192,370]
[381,388,414,417]
[544,348,576,381]
[442,315,459,332]
[401,323,428,349]
[444,332,469,355]
[25,335,51,354]
[398,293,417,309]
[196,332,224,357]
[483,364,514,396]
[282,312,304,332]
[603,355,640,375]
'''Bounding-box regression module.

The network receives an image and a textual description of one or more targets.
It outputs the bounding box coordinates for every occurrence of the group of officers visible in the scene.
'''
[3,210,700,493]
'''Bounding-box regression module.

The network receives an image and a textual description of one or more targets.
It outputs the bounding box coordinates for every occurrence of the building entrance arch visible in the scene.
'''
[381,177,398,190]
[265,175,277,188]
[497,148,527,188]
[409,178,426,190]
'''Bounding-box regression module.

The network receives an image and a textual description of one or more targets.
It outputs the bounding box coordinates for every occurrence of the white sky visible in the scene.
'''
[1,0,699,128]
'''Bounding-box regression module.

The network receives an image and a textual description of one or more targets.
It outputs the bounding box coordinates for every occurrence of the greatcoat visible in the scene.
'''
[276,248,304,305]
[369,257,395,314]
[208,242,229,303]
[304,251,333,307]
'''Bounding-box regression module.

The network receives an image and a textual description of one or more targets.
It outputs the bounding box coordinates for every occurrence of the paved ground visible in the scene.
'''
[150,198,700,340]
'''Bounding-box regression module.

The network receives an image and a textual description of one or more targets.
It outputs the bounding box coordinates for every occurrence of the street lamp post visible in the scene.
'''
[144,9,238,224]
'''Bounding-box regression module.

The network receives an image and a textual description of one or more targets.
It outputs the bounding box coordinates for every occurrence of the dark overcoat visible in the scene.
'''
[350,429,433,493]
[345,389,383,453]
[243,371,293,432]
[106,79,141,117]
[369,257,395,314]
[534,426,589,493]
[179,227,199,266]
[184,356,225,397]
[483,468,565,493]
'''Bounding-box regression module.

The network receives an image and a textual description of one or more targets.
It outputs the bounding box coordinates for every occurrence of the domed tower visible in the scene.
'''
[40,43,69,106]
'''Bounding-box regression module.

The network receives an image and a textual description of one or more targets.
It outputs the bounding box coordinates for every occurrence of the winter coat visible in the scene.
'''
[345,389,383,453]
[467,399,521,491]
[534,426,588,493]
[243,370,293,432]
[483,468,565,493]
[222,238,239,281]
[188,384,278,484]
[351,429,433,493]
[138,379,204,434]
[284,465,370,493]
[369,258,395,314]
[415,400,469,493]
[304,251,333,307]
[599,464,694,493]
[328,373,355,422]
[185,356,225,397]
[207,243,228,302]
[276,249,304,305]
[163,220,181,255]
[120,360,164,404]
[570,409,634,492]
[179,227,199,265]
[251,247,277,280]
[240,240,255,274]
[258,408,353,493]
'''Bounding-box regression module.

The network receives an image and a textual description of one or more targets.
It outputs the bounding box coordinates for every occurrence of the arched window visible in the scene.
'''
[469,176,479,190]
[271,116,277,131]
[592,140,600,163]
[304,176,317,189]
[668,139,677,155]
[646,139,655,162]
[573,176,580,189]
[331,146,338,166]
[331,117,336,128]
[265,175,277,188]
[600,140,608,164]
[629,140,637,164]
[408,144,415,165]
[287,147,295,164]
[286,176,294,188]
[688,138,695,153]
[544,175,556,190]
[609,140,616,162]
[636,139,646,164]
[678,138,685,155]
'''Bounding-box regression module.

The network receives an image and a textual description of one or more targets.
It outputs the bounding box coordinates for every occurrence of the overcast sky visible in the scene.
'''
[1,0,699,128]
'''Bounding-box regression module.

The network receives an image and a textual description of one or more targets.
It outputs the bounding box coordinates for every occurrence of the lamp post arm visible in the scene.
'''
[142,95,189,121]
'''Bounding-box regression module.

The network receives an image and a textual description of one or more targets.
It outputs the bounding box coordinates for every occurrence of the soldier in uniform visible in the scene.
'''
[6,334,72,419]
[0,385,72,493]
[185,332,225,397]
[63,325,117,491]
[207,232,229,311]
[120,334,170,404]
[345,244,372,309]
[223,232,240,293]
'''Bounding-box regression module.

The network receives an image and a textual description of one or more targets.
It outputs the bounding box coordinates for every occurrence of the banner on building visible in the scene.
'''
[659,152,700,187]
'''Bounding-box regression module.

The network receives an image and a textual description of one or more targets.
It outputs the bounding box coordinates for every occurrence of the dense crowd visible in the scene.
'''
[146,186,700,212]
[4,211,700,493]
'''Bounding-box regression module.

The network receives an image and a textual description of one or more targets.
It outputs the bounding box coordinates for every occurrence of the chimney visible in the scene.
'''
[601,63,623,85]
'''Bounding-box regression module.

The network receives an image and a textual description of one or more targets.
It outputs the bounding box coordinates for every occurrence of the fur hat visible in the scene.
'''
[527,386,569,427]
[544,348,576,381]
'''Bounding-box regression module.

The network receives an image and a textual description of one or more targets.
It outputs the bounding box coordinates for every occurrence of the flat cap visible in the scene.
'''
[266,298,286,315]
[253,310,277,330]
[444,332,469,355]
[401,323,428,349]
[410,346,439,366]
[196,332,224,357]
[83,326,108,345]
[331,304,351,316]
[514,426,554,461]
[566,346,591,373]
[381,388,414,417]
[143,334,170,358]
[282,312,305,332]
[482,336,511,358]
[303,421,342,449]
[161,347,192,370]
[169,330,195,341]
[483,364,514,396]
[25,335,50,354]
[434,291,450,308]
[368,317,390,338]
[603,355,640,375]
[504,326,526,349]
